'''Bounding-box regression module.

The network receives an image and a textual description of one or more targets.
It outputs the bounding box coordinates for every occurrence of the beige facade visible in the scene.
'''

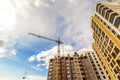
[47,51,107,80]
[91,1,120,80]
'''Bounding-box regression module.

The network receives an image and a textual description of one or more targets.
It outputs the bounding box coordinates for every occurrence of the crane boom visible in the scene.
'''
[29,33,63,43]
[28,32,63,56]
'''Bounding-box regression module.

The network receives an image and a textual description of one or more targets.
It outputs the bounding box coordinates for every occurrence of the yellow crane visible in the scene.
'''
[28,33,63,80]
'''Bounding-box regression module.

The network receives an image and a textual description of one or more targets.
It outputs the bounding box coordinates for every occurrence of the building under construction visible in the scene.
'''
[91,0,120,80]
[47,51,108,80]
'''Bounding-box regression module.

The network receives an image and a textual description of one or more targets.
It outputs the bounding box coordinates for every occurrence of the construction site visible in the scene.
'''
[22,0,120,80]
[0,0,119,80]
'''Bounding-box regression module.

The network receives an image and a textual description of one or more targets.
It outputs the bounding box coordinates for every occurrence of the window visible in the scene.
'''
[109,54,112,59]
[116,59,120,66]
[99,28,102,33]
[80,57,83,59]
[99,68,102,70]
[102,31,105,37]
[104,51,107,57]
[94,68,97,70]
[95,58,97,60]
[98,64,100,66]
[97,76,101,79]
[84,56,87,58]
[95,14,97,17]
[107,25,110,29]
[112,60,115,65]
[107,46,112,52]
[96,3,101,12]
[96,72,99,75]
[101,72,104,74]
[107,57,110,62]
[83,77,86,80]
[73,77,76,80]
[109,40,114,48]
[117,35,120,40]
[105,35,109,42]
[99,5,104,14]
[117,75,120,80]
[111,52,116,59]
[114,68,118,74]
[114,17,120,28]
[106,70,108,74]
[116,66,119,74]
[110,62,114,68]
[67,78,70,80]
[112,29,116,35]
[102,7,108,17]
[82,73,84,75]
[105,10,113,20]
[109,13,118,24]
[103,22,106,26]
[70,58,73,60]
[108,76,111,80]
[103,76,106,79]
[114,46,119,54]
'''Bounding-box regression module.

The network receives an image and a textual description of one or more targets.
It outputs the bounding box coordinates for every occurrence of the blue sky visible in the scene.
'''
[0,0,101,80]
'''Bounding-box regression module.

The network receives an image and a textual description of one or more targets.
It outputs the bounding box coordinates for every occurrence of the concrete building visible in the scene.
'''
[91,1,120,80]
[47,51,107,80]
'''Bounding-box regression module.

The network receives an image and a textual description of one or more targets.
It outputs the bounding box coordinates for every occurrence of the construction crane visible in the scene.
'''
[28,33,63,56]
[29,33,63,80]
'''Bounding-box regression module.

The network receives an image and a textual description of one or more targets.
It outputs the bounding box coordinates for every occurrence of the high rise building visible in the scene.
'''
[47,51,107,80]
[91,1,120,80]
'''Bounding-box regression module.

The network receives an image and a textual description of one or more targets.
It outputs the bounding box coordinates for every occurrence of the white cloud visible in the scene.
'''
[10,49,17,55]
[0,0,101,57]
[0,47,6,58]
[0,39,17,58]
[30,66,43,72]
[28,45,75,68]
[0,0,16,32]
[34,0,50,7]
[28,45,93,70]
[36,63,46,67]
[56,0,94,49]
[0,0,18,58]
[52,0,56,3]
[0,0,100,52]
[0,40,6,47]
[28,55,35,62]
[0,0,56,58]
[68,0,74,3]
[0,37,17,58]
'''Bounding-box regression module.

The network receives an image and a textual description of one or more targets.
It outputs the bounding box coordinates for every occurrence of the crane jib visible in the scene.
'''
[29,33,63,44]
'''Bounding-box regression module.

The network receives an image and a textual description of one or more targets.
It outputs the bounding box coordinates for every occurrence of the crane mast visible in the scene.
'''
[57,37,60,56]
